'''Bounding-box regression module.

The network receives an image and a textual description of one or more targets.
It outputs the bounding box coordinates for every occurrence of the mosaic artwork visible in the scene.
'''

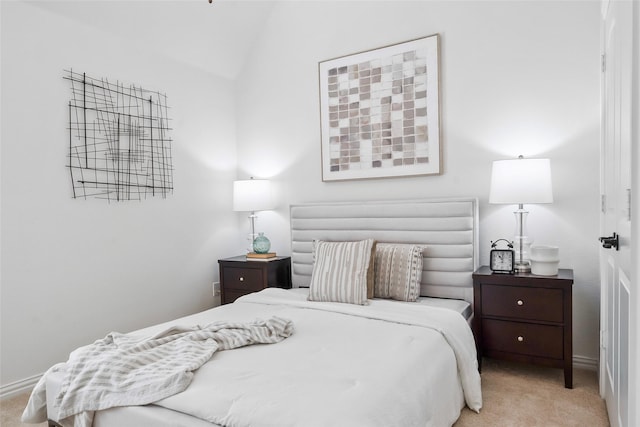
[65,70,173,201]
[319,35,440,181]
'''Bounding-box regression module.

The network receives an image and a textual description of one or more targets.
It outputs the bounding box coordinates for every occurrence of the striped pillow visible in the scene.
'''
[374,243,424,302]
[308,239,375,305]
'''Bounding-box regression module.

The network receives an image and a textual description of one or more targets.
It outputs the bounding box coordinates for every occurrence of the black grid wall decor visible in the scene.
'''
[65,70,174,202]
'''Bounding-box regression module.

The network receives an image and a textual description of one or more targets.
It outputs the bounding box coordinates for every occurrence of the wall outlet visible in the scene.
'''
[212,281,221,296]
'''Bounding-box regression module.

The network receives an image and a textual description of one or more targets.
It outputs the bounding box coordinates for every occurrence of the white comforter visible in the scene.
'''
[155,288,481,427]
[29,288,482,427]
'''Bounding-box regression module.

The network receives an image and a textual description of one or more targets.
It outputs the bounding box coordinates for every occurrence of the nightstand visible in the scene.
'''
[472,266,574,388]
[218,256,292,305]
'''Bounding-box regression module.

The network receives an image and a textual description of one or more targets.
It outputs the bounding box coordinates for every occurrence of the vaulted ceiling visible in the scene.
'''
[27,0,276,80]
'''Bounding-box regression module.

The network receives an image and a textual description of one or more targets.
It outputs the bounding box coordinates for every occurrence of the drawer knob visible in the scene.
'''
[239,277,244,282]
[517,336,524,342]
[517,299,524,306]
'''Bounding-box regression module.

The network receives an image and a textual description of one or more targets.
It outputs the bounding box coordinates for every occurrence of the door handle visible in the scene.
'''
[599,233,619,250]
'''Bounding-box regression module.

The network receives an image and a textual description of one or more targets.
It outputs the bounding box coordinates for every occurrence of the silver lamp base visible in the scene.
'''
[514,262,531,274]
[513,205,532,274]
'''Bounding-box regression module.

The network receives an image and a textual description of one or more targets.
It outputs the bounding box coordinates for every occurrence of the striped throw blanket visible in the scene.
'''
[24,316,293,427]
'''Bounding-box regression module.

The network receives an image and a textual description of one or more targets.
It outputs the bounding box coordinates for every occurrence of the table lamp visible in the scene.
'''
[489,156,553,273]
[233,177,274,251]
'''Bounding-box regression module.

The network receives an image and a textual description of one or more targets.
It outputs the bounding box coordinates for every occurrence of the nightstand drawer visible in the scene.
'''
[481,284,564,322]
[222,267,264,291]
[482,319,564,360]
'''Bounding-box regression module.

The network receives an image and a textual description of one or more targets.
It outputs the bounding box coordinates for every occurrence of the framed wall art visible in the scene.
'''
[319,34,441,181]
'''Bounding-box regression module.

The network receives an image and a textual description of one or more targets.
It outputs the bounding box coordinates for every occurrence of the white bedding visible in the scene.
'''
[32,288,482,427]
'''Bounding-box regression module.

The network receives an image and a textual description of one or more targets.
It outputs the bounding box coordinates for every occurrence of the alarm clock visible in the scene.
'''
[490,239,515,274]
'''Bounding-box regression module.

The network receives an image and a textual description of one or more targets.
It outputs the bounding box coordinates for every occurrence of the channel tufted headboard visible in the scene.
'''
[289,198,479,303]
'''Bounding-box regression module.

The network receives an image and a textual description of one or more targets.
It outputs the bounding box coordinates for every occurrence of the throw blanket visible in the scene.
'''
[22,316,293,427]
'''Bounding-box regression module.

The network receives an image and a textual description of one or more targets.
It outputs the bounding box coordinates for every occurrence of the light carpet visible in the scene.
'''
[455,359,609,426]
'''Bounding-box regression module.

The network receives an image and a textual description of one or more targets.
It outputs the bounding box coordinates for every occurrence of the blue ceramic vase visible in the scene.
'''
[253,232,271,254]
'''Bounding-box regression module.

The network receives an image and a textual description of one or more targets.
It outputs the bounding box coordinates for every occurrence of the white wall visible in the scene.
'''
[0,0,603,392]
[235,1,602,364]
[0,1,242,388]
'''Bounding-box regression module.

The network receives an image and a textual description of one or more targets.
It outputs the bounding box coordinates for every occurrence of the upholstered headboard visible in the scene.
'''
[290,198,479,303]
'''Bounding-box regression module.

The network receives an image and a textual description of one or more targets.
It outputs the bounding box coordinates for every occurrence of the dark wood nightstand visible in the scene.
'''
[472,266,574,388]
[218,256,292,305]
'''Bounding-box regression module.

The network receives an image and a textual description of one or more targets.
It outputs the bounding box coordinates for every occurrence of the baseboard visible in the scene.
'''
[0,373,41,400]
[574,354,599,371]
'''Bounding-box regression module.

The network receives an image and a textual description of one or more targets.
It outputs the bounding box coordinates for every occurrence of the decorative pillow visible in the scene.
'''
[308,238,376,305]
[374,243,424,302]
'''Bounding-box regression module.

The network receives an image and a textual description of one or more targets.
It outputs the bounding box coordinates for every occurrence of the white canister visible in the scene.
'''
[530,245,560,276]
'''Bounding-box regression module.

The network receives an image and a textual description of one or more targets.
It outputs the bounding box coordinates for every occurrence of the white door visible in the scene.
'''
[599,1,635,427]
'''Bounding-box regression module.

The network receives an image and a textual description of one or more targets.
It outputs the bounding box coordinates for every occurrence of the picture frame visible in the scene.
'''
[318,34,441,182]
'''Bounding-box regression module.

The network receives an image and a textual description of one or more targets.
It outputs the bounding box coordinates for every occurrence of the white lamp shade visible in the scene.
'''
[233,179,274,212]
[489,158,553,204]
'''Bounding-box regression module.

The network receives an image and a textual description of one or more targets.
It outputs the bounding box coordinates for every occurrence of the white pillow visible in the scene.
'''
[374,243,424,302]
[308,239,375,305]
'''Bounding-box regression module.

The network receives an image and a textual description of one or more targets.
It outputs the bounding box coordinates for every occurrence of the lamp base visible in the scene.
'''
[514,262,531,274]
[513,206,532,274]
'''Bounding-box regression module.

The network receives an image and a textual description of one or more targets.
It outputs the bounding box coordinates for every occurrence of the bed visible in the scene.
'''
[23,198,482,427]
